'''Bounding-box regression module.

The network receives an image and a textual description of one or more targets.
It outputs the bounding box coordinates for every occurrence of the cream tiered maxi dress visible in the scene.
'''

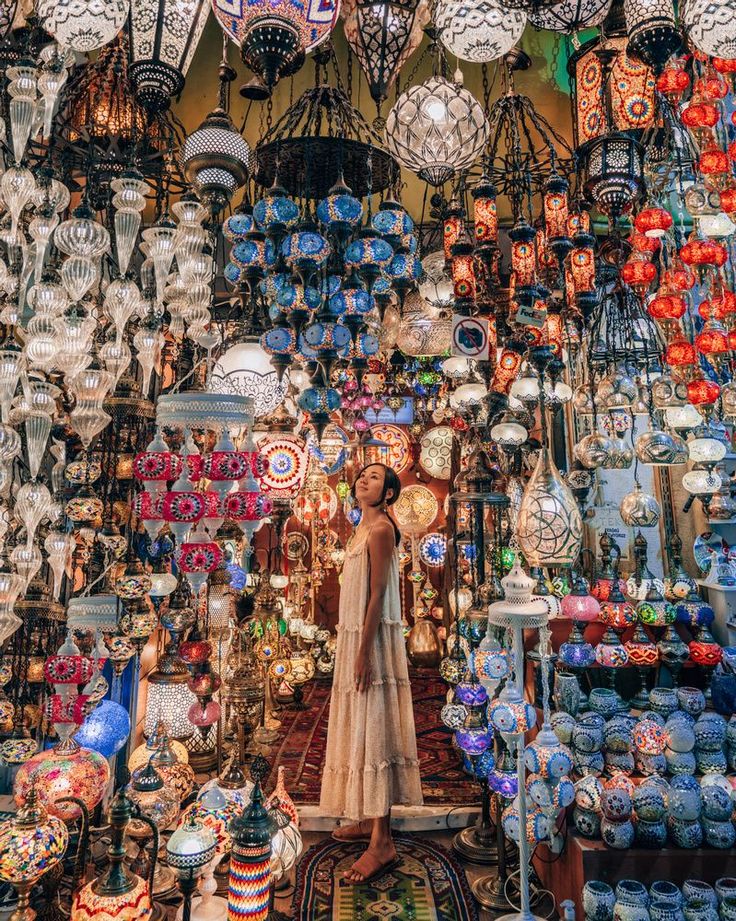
[320,523,423,820]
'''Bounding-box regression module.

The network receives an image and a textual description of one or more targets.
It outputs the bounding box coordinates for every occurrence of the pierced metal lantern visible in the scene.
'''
[128,0,211,110]
[624,0,681,72]
[342,0,429,106]
[435,0,526,63]
[585,133,644,217]
[530,0,612,32]
[182,108,251,213]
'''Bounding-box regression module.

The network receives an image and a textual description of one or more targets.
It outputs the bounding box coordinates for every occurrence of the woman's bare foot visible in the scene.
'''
[344,840,398,884]
[332,819,372,841]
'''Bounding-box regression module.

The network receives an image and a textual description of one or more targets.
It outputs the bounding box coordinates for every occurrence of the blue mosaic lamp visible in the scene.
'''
[275,281,321,334]
[231,233,276,282]
[282,228,331,275]
[224,261,242,286]
[387,250,422,303]
[253,183,300,235]
[344,233,394,288]
[223,210,254,241]
[316,177,364,239]
[259,271,289,303]
[260,327,296,380]
[371,199,414,245]
[297,386,341,439]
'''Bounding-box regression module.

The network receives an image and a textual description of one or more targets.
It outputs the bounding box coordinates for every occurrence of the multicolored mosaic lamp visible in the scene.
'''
[227,758,273,921]
[0,783,68,921]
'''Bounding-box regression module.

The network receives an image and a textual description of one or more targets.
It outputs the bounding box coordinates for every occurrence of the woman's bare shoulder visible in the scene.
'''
[368,517,396,547]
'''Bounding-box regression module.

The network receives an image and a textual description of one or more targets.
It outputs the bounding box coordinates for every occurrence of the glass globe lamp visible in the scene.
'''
[73,700,130,759]
[15,740,110,822]
[435,0,526,63]
[385,75,489,186]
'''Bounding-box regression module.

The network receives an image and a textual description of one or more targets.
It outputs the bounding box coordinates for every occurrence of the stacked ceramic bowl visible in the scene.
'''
[582,878,736,921]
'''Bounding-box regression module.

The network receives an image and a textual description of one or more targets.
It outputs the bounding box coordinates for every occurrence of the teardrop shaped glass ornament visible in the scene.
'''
[0,569,23,643]
[69,408,112,449]
[67,368,114,448]
[103,276,141,336]
[0,350,23,424]
[111,171,147,273]
[6,63,37,164]
[24,411,52,480]
[99,335,131,385]
[517,444,583,567]
[1,167,36,240]
[133,326,163,396]
[44,528,74,600]
[37,61,67,139]
[29,209,58,281]
[141,218,177,306]
[113,210,141,275]
[60,255,99,301]
[11,543,42,590]
[14,480,51,547]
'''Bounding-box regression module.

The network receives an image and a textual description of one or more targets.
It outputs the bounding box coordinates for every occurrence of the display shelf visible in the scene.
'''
[534,830,736,921]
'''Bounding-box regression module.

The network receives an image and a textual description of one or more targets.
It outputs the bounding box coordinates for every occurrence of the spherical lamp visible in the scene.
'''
[385,75,489,186]
[73,700,131,758]
[15,740,110,822]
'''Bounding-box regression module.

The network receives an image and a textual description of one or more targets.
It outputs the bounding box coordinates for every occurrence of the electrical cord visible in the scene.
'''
[502,864,557,920]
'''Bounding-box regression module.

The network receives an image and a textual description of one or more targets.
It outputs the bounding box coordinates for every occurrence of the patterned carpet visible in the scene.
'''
[293,834,479,921]
[264,670,480,805]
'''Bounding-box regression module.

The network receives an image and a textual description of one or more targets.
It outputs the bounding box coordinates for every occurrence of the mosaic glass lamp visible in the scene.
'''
[71,787,156,921]
[0,783,68,921]
[227,759,273,921]
[15,739,110,823]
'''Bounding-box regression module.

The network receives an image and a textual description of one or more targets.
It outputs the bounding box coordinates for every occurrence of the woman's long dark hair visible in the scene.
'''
[350,463,402,546]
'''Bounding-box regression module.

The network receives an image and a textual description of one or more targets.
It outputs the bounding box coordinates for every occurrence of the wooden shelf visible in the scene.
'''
[535,830,736,920]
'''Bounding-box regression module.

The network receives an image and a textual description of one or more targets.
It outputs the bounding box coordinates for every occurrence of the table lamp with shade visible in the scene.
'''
[168,814,217,921]
[71,786,157,921]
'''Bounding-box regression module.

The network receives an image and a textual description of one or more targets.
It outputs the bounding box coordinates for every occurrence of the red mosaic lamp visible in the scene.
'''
[624,621,660,709]
[687,376,721,407]
[689,624,723,703]
[621,255,657,295]
[698,144,731,190]
[634,206,672,237]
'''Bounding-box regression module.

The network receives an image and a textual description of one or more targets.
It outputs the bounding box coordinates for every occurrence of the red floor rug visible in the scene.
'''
[264,670,480,805]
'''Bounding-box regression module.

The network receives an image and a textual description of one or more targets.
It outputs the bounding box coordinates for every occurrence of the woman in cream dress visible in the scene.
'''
[320,463,423,883]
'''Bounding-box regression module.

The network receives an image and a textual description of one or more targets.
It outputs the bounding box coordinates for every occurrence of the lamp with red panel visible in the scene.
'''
[621,254,657,297]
